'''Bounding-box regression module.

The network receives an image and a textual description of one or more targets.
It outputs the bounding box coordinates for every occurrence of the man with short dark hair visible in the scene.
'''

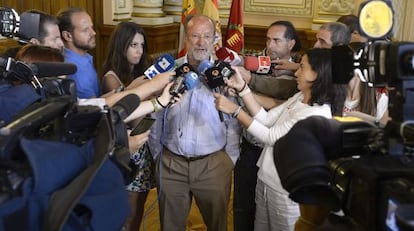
[57,7,99,99]
[337,14,368,43]
[314,21,351,48]
[232,20,302,231]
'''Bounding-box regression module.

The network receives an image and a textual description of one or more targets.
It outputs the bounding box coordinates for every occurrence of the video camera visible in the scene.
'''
[0,8,140,230]
[0,7,41,42]
[275,1,414,230]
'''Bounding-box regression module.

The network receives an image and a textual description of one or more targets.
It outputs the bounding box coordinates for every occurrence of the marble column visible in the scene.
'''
[112,0,133,21]
[163,0,182,22]
[132,0,174,25]
[218,0,232,24]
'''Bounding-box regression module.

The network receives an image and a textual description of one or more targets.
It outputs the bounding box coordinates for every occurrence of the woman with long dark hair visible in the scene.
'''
[102,21,153,231]
[214,48,343,230]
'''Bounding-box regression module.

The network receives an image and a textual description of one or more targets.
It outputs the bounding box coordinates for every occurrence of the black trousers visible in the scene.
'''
[233,138,263,231]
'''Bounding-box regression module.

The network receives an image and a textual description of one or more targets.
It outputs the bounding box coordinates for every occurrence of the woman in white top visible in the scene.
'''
[214,48,343,230]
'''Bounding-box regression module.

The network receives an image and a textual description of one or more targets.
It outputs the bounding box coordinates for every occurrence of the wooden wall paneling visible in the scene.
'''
[92,0,104,77]
[243,25,267,54]
[1,0,20,12]
[0,0,20,11]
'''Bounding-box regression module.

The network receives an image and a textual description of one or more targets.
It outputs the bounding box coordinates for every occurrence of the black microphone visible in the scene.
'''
[31,62,77,77]
[169,63,196,97]
[168,71,200,106]
[0,57,77,81]
[204,61,235,121]
[111,94,141,124]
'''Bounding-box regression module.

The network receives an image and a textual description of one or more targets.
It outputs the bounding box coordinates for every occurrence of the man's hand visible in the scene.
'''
[273,59,300,72]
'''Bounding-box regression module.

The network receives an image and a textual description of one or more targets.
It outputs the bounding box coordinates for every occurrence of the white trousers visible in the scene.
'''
[254,179,300,231]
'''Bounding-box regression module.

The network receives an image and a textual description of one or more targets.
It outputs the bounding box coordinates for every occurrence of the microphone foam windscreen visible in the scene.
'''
[184,71,200,90]
[244,56,259,72]
[31,62,78,77]
[114,94,141,118]
[175,63,195,77]
[197,60,213,75]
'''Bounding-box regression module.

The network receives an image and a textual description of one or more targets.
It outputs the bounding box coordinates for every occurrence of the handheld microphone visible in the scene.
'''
[143,54,175,79]
[169,71,199,97]
[204,61,235,122]
[216,47,242,65]
[175,63,196,77]
[204,60,235,89]
[244,56,272,74]
[168,71,199,106]
[183,71,200,90]
[169,63,195,97]
[0,57,77,81]
[198,60,214,76]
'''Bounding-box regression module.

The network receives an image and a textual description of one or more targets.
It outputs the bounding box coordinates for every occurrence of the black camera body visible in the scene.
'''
[330,155,414,231]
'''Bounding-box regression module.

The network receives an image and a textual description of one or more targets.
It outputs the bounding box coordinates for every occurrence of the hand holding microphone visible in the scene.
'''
[213,92,240,117]
[165,70,200,107]
[244,55,272,74]
[155,81,180,109]
[225,66,248,92]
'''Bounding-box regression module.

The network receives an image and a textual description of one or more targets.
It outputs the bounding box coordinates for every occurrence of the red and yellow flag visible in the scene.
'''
[177,0,197,58]
[224,0,244,53]
[203,0,222,48]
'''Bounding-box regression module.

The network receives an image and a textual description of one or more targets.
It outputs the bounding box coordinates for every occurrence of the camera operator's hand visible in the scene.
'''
[127,130,150,153]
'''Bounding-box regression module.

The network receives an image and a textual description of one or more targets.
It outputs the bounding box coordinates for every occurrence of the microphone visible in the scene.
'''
[204,60,235,89]
[216,47,242,65]
[143,54,175,79]
[168,71,199,106]
[169,63,197,98]
[204,61,235,121]
[169,71,199,97]
[175,63,196,77]
[197,60,214,76]
[0,57,77,81]
[183,71,200,90]
[244,55,272,74]
[111,94,141,124]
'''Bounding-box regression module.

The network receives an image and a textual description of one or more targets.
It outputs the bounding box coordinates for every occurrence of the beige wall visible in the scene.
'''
[104,0,413,41]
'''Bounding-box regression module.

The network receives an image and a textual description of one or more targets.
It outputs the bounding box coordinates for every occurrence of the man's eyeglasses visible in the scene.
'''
[189,34,214,41]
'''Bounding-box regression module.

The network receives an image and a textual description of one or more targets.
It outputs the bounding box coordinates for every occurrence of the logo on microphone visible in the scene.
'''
[144,54,175,79]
